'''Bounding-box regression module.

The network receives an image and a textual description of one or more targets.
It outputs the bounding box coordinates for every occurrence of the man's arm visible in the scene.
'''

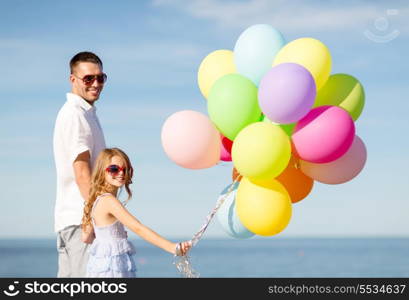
[73,150,92,201]
[73,150,95,244]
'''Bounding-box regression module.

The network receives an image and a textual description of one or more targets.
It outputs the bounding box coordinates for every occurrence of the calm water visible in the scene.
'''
[0,238,408,277]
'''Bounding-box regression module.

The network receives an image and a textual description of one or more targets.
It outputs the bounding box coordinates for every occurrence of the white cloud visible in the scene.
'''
[152,0,409,35]
[0,37,206,91]
[0,38,68,89]
[99,99,205,125]
[103,42,202,64]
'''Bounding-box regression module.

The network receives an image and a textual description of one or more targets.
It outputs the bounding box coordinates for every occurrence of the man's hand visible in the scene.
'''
[81,224,95,244]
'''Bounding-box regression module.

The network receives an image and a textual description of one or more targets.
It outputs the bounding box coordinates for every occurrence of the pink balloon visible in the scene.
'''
[220,135,233,161]
[292,106,355,163]
[161,110,221,169]
[300,136,367,184]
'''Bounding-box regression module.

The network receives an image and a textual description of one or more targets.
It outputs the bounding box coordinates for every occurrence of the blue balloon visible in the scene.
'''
[234,24,285,86]
[216,182,254,239]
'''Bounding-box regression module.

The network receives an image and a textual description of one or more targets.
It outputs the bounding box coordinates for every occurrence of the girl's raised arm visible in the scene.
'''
[103,195,181,255]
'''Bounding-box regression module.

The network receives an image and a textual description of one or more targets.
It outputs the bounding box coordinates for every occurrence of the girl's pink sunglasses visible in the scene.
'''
[105,164,127,175]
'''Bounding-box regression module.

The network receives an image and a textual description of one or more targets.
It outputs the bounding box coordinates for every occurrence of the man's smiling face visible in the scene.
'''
[70,62,105,104]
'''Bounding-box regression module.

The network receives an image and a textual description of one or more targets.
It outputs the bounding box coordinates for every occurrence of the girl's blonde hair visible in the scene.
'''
[81,148,134,230]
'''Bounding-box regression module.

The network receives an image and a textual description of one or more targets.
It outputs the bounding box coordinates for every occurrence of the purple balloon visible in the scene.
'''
[258,63,316,124]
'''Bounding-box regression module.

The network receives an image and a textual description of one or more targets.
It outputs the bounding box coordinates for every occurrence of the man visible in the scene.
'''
[53,52,107,277]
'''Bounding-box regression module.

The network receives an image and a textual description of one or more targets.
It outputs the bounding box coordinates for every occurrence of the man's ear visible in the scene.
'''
[69,74,75,84]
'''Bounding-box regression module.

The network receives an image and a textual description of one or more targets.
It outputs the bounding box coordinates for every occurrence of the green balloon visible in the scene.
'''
[314,73,365,121]
[208,74,261,140]
[261,115,295,137]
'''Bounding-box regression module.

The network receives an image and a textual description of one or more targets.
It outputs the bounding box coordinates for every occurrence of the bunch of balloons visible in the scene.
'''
[161,24,367,239]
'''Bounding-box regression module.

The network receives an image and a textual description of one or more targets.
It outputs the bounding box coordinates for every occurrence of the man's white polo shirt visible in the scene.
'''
[53,93,106,233]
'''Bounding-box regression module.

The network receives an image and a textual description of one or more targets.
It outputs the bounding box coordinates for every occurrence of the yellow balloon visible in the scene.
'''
[236,177,292,236]
[232,122,291,181]
[273,38,332,90]
[197,49,236,99]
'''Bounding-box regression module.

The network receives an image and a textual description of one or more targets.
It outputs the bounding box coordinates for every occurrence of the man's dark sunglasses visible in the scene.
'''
[74,73,107,86]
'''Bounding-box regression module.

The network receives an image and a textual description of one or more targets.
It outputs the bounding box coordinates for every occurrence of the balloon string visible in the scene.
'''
[294,157,301,170]
[173,177,240,278]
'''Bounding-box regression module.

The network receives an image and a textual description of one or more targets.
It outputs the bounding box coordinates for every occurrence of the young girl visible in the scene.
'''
[81,147,191,277]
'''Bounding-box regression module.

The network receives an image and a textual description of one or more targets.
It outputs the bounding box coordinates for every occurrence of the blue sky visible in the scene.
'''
[0,0,408,239]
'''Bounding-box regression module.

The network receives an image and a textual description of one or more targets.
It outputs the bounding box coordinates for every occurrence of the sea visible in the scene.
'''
[0,238,408,278]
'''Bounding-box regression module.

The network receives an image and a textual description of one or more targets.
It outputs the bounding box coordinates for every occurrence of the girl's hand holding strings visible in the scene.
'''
[174,241,192,256]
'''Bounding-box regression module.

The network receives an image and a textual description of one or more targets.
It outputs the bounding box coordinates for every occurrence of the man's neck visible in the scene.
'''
[71,91,94,106]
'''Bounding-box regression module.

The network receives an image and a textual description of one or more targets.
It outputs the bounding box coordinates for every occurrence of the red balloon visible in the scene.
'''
[220,135,233,161]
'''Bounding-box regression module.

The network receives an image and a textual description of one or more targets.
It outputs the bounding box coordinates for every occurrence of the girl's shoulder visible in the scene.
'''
[97,193,116,199]
[94,193,129,214]
[95,193,119,208]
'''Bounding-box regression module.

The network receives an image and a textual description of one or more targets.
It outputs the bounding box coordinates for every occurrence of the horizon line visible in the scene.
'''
[1,235,408,240]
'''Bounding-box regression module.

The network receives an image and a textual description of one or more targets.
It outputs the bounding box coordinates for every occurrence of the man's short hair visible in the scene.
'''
[70,51,103,74]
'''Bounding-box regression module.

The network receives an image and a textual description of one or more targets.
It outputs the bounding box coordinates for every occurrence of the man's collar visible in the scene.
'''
[66,93,96,112]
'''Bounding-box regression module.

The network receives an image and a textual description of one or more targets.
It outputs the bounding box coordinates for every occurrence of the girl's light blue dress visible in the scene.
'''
[86,193,137,277]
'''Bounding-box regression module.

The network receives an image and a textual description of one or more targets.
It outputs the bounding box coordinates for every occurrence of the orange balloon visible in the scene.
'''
[276,156,314,203]
[232,167,243,182]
